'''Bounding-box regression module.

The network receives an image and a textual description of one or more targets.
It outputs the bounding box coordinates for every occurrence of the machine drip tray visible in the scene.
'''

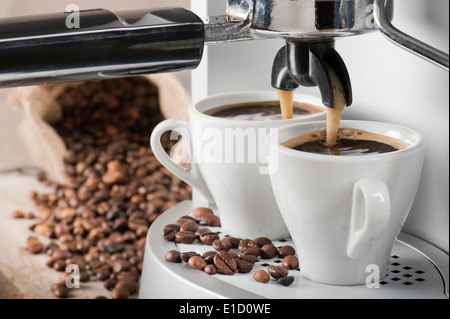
[139,201,449,299]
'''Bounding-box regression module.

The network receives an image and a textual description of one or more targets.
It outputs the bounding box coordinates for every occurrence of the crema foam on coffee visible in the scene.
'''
[204,101,323,121]
[282,128,410,156]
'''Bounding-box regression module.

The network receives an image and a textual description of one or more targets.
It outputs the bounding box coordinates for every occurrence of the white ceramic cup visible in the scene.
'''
[150,91,325,239]
[267,120,426,285]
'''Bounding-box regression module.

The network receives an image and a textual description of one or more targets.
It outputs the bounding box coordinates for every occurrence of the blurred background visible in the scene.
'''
[0,0,448,253]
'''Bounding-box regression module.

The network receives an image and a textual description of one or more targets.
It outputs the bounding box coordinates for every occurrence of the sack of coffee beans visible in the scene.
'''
[8,74,193,298]
[8,74,190,183]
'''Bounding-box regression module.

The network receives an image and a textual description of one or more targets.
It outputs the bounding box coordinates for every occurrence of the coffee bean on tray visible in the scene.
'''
[199,232,220,245]
[214,251,237,275]
[188,256,207,270]
[260,244,278,259]
[267,265,288,280]
[278,276,295,287]
[278,245,296,258]
[253,270,270,283]
[238,239,261,257]
[165,250,181,263]
[175,231,196,244]
[281,255,299,270]
[192,207,214,219]
[236,259,253,273]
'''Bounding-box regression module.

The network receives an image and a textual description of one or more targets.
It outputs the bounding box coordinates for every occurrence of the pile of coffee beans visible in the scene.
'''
[163,207,298,287]
[14,77,192,298]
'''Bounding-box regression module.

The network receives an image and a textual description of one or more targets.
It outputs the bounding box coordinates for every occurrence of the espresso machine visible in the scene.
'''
[0,0,448,298]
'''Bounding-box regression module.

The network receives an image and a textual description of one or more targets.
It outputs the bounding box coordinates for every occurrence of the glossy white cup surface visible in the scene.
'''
[151,91,326,239]
[267,120,426,285]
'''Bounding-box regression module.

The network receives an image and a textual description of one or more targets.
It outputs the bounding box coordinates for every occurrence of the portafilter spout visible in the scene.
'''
[271,40,352,109]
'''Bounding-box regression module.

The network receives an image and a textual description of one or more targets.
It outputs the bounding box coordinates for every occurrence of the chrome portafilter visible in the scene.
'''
[0,0,448,91]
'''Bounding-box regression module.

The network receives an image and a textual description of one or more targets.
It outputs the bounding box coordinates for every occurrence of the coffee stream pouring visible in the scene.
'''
[0,0,448,109]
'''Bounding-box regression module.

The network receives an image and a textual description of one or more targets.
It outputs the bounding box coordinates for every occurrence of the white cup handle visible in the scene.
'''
[150,119,215,205]
[347,178,391,259]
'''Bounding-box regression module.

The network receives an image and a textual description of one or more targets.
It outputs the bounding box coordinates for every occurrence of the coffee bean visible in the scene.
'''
[180,251,200,263]
[111,285,129,299]
[253,270,270,283]
[192,207,213,219]
[203,215,221,227]
[278,245,296,258]
[267,265,288,279]
[221,236,240,249]
[116,279,139,295]
[204,264,217,275]
[25,237,44,254]
[11,210,25,219]
[163,224,180,241]
[212,239,231,252]
[202,251,217,264]
[175,231,196,244]
[238,254,257,264]
[51,283,69,298]
[113,259,132,273]
[278,276,295,287]
[236,259,253,273]
[104,279,118,291]
[260,244,278,259]
[195,227,211,238]
[254,237,272,248]
[199,231,219,245]
[188,256,207,270]
[80,271,90,282]
[180,219,199,232]
[176,215,198,225]
[238,239,260,257]
[96,265,112,281]
[214,251,237,275]
[281,255,299,270]
[52,259,66,271]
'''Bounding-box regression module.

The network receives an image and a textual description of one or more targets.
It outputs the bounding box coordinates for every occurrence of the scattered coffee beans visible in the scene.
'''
[162,207,299,289]
[13,77,192,298]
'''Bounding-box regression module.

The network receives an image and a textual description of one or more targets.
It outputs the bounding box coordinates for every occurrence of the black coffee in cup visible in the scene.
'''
[282,128,410,156]
[204,101,323,121]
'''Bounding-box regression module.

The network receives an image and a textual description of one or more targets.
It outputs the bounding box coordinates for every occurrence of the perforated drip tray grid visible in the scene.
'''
[140,201,449,299]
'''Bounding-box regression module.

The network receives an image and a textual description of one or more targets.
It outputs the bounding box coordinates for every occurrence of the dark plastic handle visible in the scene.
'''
[0,7,204,88]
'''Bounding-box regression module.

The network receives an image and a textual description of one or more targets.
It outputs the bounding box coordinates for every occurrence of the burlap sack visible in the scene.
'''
[7,74,190,184]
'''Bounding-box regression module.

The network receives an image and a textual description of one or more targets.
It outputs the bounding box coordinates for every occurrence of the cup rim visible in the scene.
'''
[190,90,326,126]
[269,120,426,161]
